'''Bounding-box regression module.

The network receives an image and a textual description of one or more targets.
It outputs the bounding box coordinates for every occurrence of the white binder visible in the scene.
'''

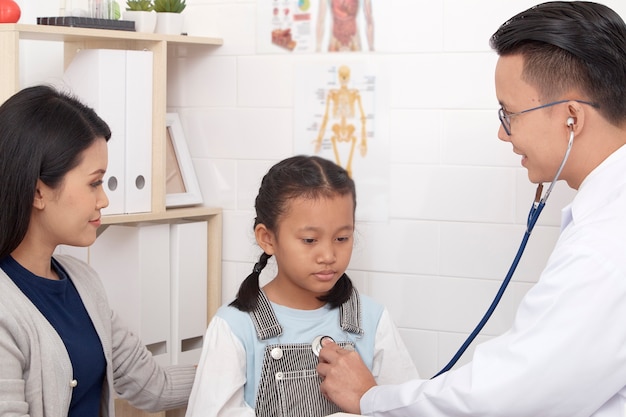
[124,50,153,213]
[63,49,153,214]
[63,49,127,215]
[170,221,208,365]
[90,224,172,366]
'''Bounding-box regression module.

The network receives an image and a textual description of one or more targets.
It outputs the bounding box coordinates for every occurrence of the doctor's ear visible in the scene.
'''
[565,102,588,132]
[254,224,276,256]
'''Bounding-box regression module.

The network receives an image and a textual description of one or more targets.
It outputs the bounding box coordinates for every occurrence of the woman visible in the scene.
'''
[0,85,196,417]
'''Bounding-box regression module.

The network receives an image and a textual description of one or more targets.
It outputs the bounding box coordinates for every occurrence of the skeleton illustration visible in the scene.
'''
[314,65,367,176]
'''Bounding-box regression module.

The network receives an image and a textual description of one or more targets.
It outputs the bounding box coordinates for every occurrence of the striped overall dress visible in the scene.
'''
[251,288,363,417]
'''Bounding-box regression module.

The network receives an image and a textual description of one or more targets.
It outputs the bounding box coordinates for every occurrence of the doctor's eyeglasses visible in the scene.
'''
[498,99,598,136]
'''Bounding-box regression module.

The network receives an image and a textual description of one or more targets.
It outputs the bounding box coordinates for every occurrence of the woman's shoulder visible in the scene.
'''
[0,267,28,309]
[54,254,96,275]
[54,254,105,293]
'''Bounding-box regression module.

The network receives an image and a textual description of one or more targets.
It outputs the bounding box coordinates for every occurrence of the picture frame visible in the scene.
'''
[165,113,203,208]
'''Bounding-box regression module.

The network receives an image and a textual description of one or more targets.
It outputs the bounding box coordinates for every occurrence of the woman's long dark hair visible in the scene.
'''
[230,155,356,312]
[0,85,111,259]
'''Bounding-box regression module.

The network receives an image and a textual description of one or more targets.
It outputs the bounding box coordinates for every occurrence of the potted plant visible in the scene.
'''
[126,0,153,11]
[124,0,156,32]
[154,0,186,13]
[154,0,186,35]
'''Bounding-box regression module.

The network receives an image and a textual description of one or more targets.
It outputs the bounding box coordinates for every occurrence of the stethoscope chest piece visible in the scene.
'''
[312,335,335,357]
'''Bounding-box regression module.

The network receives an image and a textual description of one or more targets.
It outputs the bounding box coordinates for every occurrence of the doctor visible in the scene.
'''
[317,2,626,416]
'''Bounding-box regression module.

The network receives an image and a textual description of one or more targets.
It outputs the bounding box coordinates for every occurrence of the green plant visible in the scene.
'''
[153,0,186,13]
[126,0,153,11]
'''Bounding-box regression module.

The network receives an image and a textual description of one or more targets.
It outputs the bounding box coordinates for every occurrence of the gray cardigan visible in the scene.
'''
[0,255,196,417]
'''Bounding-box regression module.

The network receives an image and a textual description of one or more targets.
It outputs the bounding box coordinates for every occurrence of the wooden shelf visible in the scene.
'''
[0,23,223,45]
[101,206,222,226]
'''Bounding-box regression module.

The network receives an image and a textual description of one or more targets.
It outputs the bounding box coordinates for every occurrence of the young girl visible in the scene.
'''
[186,155,417,417]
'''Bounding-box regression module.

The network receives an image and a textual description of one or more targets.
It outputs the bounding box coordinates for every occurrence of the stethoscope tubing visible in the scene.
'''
[431,202,543,378]
[539,127,575,206]
[432,126,574,379]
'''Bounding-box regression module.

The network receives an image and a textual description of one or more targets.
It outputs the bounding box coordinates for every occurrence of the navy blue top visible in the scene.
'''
[1,255,106,417]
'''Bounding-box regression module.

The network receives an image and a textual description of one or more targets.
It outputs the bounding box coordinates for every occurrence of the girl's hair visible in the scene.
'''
[0,85,112,259]
[230,155,356,312]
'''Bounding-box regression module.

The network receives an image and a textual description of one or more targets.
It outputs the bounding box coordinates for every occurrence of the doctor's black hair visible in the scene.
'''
[229,155,356,312]
[0,85,111,259]
[490,1,626,125]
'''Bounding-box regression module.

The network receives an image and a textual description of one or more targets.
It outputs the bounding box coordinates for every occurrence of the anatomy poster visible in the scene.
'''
[258,0,376,54]
[294,61,389,222]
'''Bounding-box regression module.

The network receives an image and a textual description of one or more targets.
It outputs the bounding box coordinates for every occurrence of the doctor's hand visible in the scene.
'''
[316,340,377,415]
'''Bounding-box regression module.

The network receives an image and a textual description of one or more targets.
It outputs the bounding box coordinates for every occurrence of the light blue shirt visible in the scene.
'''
[218,293,382,407]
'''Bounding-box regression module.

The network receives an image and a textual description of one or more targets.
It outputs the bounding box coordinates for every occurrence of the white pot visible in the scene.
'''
[155,12,184,35]
[123,10,157,33]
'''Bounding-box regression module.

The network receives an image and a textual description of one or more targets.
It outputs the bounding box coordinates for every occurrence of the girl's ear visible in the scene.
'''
[254,224,276,256]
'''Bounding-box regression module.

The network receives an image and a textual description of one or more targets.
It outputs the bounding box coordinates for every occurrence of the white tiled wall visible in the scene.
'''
[17,0,626,379]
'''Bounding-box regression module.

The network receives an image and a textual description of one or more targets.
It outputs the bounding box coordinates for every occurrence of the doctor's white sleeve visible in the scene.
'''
[360,240,626,417]
[185,316,255,417]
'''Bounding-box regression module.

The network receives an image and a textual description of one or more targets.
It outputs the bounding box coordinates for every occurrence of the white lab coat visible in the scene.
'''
[361,144,626,417]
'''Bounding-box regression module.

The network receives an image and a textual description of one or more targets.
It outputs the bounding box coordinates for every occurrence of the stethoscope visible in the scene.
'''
[311,335,355,356]
[431,118,576,378]
[311,121,575,377]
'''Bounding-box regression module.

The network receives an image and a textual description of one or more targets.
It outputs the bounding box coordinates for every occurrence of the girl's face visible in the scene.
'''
[34,137,109,251]
[259,193,355,310]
